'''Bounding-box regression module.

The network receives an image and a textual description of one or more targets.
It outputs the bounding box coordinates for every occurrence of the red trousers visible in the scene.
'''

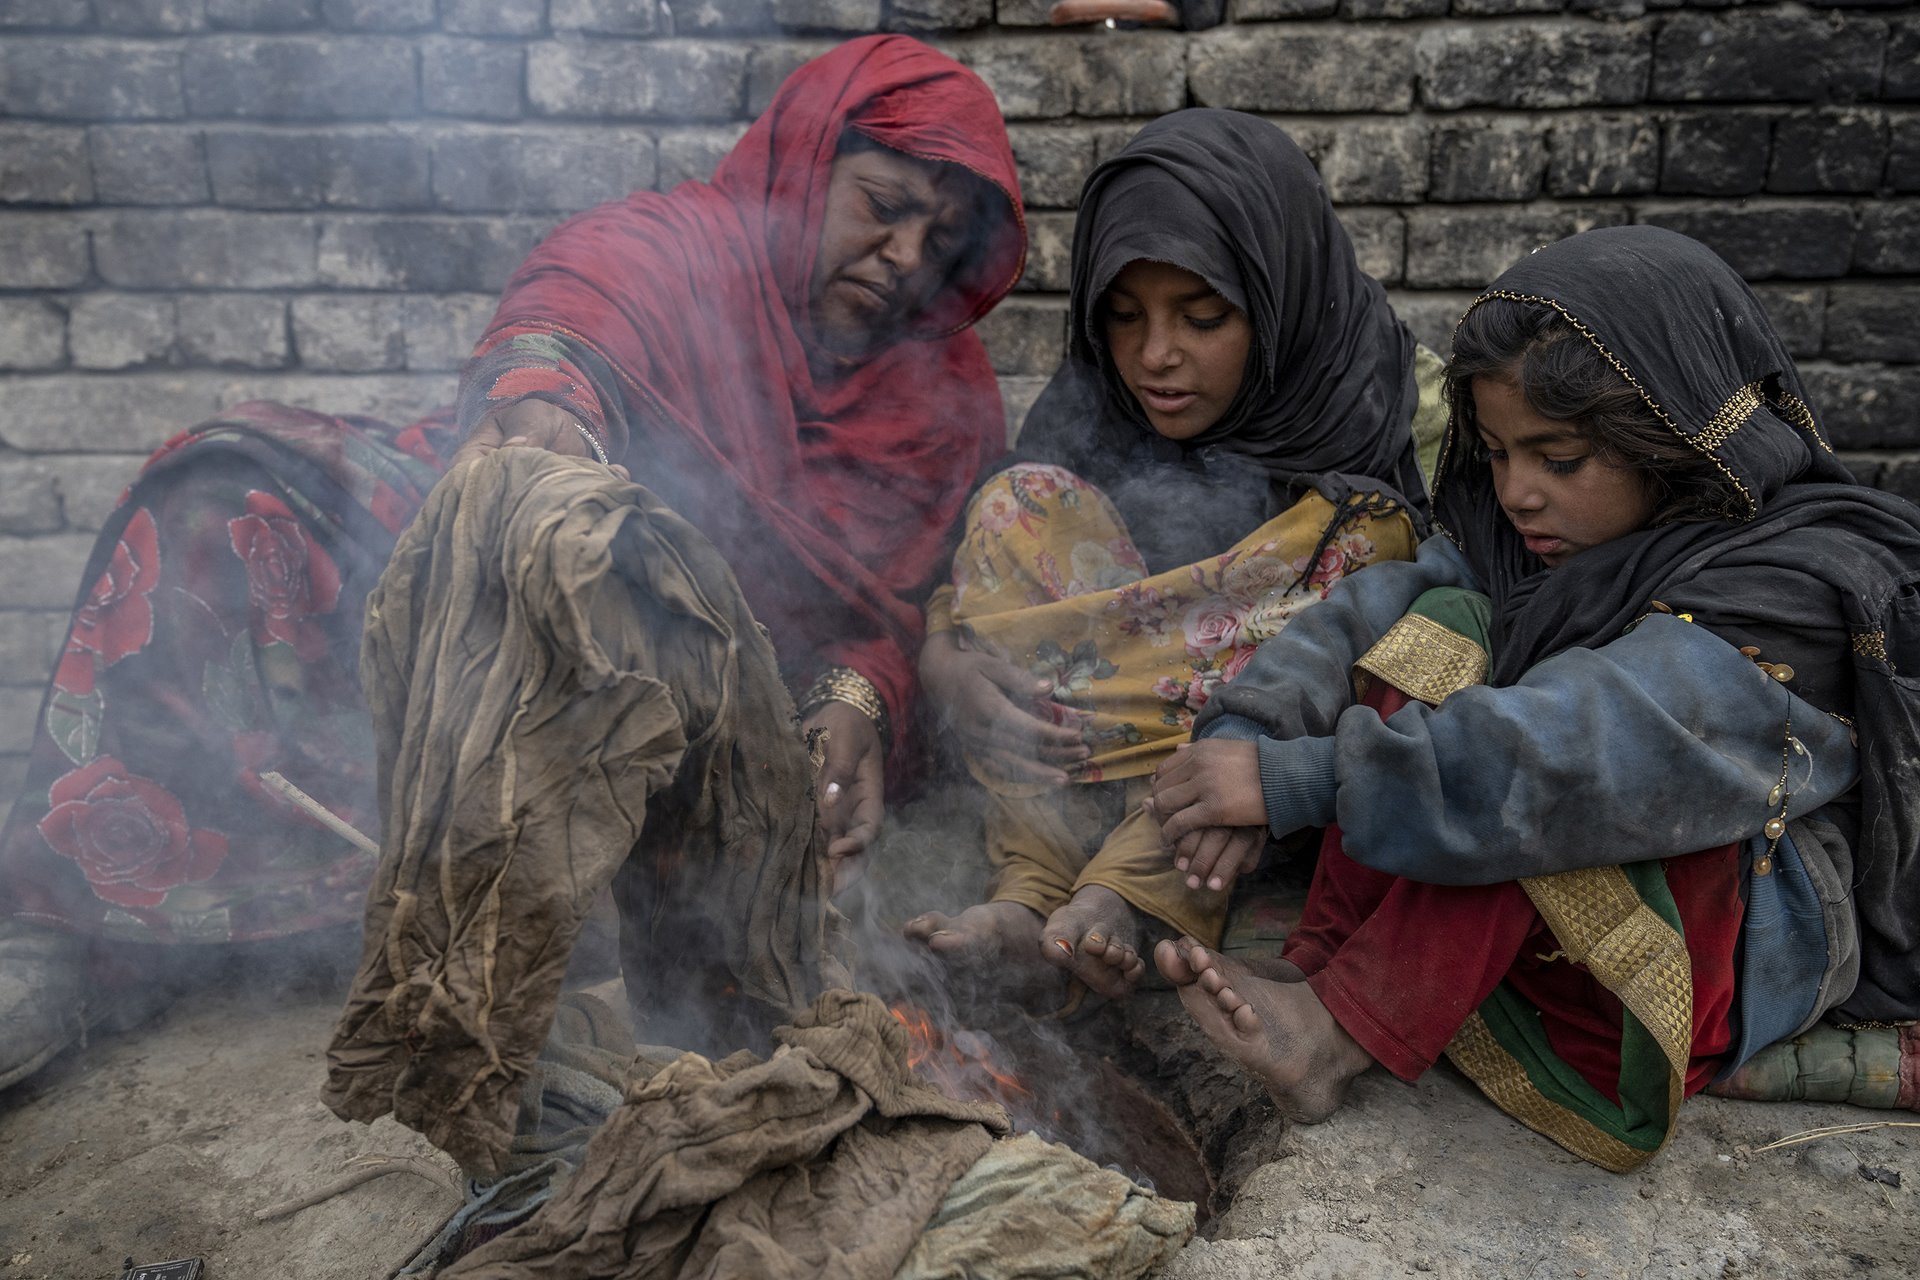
[1282,817,1744,1102]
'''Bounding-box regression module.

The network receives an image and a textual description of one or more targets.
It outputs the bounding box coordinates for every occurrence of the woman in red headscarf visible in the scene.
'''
[0,34,1025,1088]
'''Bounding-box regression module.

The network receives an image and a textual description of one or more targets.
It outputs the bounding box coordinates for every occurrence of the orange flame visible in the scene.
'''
[889,1002,1034,1108]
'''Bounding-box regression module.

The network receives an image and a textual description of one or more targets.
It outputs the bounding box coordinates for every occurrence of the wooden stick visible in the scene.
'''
[253,1154,461,1222]
[260,770,380,857]
[1751,1119,1920,1153]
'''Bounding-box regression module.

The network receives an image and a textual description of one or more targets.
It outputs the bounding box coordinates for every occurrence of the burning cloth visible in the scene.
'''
[324,448,834,1176]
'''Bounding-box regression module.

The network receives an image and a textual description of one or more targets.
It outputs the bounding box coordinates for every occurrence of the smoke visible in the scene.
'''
[830,775,1191,1196]
[6,14,1096,1187]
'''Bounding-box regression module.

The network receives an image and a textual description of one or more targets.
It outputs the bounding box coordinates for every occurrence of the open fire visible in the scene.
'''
[888,1001,1215,1217]
[891,1002,1046,1122]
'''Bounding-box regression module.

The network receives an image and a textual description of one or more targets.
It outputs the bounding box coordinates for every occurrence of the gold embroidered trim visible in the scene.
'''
[1444,863,1692,1173]
[1853,629,1889,664]
[1521,866,1693,1080]
[1445,1012,1664,1174]
[1694,382,1763,453]
[1353,613,1489,707]
[1444,291,1757,522]
[1774,389,1834,454]
[1440,296,1837,527]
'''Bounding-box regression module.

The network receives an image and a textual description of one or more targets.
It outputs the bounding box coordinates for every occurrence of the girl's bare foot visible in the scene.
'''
[1153,935,1373,1123]
[1239,953,1309,983]
[904,901,1057,997]
[1039,884,1147,999]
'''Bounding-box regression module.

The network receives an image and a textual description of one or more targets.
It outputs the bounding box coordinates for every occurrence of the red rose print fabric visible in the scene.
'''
[228,490,343,661]
[947,464,1416,785]
[0,403,453,942]
[39,756,228,909]
[53,507,161,697]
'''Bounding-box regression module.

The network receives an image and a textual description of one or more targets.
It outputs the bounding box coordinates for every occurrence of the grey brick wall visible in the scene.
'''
[1,0,1917,819]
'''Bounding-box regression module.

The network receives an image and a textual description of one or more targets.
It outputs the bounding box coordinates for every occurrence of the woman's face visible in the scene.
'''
[1100,260,1252,442]
[809,142,982,359]
[1471,375,1658,569]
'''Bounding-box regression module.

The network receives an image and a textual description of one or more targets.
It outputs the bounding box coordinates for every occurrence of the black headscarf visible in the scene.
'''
[1011,109,1429,573]
[1435,225,1920,1022]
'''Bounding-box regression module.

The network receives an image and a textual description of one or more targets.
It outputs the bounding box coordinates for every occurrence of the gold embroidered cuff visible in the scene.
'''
[798,666,891,750]
[1353,612,1489,708]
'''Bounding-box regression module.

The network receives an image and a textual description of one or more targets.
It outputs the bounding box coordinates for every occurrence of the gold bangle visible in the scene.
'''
[797,666,890,750]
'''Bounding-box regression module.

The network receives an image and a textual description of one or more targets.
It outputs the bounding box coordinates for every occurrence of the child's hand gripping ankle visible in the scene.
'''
[1145,740,1268,894]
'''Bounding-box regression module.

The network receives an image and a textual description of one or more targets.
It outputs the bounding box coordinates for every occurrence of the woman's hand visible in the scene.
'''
[804,700,886,893]
[918,628,1089,785]
[1145,740,1269,890]
[452,399,627,477]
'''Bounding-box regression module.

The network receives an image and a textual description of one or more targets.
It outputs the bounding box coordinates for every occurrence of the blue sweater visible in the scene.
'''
[1200,535,1863,1058]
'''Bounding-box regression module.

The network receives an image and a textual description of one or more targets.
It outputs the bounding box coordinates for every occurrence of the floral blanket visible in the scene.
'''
[0,403,453,943]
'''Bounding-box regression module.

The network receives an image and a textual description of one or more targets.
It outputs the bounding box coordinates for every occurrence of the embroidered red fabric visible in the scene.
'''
[1283,685,1743,1101]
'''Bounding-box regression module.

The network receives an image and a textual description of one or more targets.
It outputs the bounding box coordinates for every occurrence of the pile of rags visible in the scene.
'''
[413,989,1193,1280]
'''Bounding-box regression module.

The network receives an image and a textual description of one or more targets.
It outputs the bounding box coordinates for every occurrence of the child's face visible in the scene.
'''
[1101,260,1252,442]
[1471,375,1658,569]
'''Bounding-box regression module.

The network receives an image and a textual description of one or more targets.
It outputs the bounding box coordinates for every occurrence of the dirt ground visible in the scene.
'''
[1131,992,1917,1279]
[1,791,1914,1279]
[1,971,1912,1280]
[0,979,458,1280]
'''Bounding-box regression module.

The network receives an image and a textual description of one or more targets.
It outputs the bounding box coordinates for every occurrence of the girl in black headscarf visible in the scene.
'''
[1146,225,1920,1168]
[908,109,1440,1004]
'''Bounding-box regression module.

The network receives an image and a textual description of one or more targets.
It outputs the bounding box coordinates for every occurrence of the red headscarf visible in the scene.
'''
[473,36,1026,763]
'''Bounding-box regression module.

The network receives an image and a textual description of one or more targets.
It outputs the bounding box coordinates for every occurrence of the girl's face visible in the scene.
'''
[1471,375,1658,568]
[1101,260,1252,441]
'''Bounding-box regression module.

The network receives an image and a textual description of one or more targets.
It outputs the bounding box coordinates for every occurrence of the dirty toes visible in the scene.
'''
[1084,931,1145,985]
[903,910,980,958]
[1041,884,1145,1000]
[903,911,951,943]
[1153,935,1205,986]
[1172,956,1371,1124]
[907,900,1049,974]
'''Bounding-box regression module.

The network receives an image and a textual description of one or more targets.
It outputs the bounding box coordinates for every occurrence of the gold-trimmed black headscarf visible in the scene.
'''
[1435,225,1920,1022]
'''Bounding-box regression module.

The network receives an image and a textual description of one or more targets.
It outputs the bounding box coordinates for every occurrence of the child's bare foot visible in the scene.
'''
[1238,953,1309,983]
[1154,936,1372,1123]
[1039,884,1147,999]
[904,901,1056,996]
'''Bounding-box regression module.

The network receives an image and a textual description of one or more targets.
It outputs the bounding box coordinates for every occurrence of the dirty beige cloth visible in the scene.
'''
[899,1132,1195,1280]
[323,450,828,1176]
[409,991,1194,1278]
[442,991,1010,1280]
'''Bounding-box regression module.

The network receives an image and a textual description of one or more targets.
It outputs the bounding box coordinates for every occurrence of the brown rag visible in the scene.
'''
[442,990,1010,1280]
[323,449,829,1176]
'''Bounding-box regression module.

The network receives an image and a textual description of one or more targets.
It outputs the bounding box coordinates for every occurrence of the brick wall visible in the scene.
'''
[2,0,1917,817]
